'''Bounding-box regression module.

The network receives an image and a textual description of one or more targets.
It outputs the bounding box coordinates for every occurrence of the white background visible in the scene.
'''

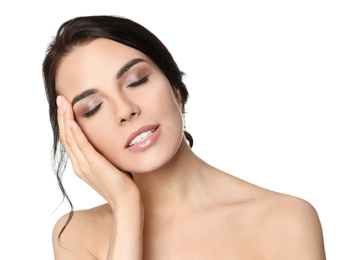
[0,0,349,259]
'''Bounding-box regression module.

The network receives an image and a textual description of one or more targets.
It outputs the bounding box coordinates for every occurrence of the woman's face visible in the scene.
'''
[55,38,184,174]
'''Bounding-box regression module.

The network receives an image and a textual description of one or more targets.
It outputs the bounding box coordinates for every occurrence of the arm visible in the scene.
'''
[107,199,144,260]
[55,96,144,259]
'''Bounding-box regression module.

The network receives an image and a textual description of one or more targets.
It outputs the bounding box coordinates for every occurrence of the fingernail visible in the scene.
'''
[56,96,62,108]
[67,119,72,129]
[63,100,67,112]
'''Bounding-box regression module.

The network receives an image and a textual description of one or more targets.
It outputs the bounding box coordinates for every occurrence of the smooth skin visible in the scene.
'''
[53,38,326,260]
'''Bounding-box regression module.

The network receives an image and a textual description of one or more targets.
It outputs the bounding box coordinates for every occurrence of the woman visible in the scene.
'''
[43,16,326,259]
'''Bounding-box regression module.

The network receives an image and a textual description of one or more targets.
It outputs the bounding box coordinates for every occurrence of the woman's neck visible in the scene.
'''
[132,138,215,219]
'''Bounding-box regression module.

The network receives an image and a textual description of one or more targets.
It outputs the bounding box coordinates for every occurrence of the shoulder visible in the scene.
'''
[52,203,112,259]
[216,173,325,259]
[204,171,325,259]
[254,192,326,259]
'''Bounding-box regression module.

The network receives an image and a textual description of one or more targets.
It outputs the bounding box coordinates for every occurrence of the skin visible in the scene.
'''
[53,38,326,259]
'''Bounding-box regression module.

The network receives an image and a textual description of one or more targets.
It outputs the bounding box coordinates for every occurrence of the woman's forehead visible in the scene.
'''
[58,38,148,75]
[55,38,151,96]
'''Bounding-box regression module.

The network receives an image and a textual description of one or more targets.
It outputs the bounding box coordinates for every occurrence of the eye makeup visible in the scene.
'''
[122,64,151,88]
[83,102,103,118]
[73,96,103,119]
[127,75,149,87]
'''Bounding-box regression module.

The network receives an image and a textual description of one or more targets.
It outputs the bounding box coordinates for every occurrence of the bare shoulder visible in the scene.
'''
[52,203,112,260]
[237,179,326,260]
[212,171,326,259]
[256,191,326,259]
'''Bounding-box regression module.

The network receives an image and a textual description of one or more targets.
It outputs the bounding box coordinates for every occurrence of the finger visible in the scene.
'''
[57,96,84,179]
[57,96,74,158]
[56,96,67,144]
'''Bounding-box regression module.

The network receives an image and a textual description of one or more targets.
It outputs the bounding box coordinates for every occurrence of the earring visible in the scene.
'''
[181,104,186,131]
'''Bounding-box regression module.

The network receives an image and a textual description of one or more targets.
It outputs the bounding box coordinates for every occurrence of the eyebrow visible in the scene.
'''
[72,58,146,107]
[72,88,98,107]
[116,58,147,79]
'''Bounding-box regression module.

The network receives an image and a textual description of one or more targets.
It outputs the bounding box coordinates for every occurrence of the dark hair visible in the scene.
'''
[42,15,193,239]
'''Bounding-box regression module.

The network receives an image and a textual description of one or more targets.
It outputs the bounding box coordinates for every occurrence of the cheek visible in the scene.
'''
[149,80,182,119]
[77,117,124,165]
[154,85,184,145]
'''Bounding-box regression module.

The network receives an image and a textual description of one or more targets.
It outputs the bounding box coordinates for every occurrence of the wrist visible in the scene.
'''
[113,192,143,217]
[109,181,142,211]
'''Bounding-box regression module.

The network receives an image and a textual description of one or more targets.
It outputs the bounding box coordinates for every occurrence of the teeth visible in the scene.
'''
[128,129,156,147]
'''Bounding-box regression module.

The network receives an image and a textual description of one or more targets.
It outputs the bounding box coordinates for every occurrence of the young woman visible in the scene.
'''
[43,16,326,259]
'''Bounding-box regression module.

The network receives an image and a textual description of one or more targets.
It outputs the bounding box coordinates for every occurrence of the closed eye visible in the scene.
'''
[84,103,103,118]
[127,75,149,87]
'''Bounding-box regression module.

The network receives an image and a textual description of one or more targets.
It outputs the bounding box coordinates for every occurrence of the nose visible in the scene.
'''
[115,95,140,125]
[120,112,137,124]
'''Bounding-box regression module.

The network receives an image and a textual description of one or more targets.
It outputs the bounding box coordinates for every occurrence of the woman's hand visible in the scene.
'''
[56,95,141,211]
[55,96,144,259]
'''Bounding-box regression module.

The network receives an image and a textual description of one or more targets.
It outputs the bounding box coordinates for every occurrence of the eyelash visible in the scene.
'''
[83,76,149,118]
[127,75,149,87]
[84,103,102,118]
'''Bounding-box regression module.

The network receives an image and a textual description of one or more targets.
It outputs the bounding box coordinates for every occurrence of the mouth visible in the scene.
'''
[125,124,160,148]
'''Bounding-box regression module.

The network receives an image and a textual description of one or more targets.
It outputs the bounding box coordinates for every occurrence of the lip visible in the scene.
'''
[125,124,161,151]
